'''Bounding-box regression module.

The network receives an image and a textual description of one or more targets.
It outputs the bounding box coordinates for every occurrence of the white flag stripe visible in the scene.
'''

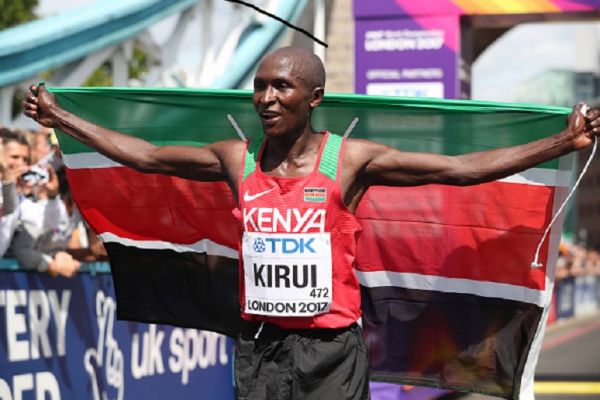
[63,152,570,187]
[63,152,122,169]
[99,232,238,259]
[499,168,571,187]
[355,270,545,307]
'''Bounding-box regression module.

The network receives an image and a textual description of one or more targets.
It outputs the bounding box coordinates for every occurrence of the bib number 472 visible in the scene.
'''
[309,288,329,298]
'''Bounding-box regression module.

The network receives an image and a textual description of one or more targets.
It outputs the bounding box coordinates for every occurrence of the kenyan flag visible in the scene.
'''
[53,87,573,399]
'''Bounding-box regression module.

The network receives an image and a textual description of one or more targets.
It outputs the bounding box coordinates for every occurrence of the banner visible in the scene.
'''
[355,15,459,98]
[0,270,235,400]
[353,0,600,99]
[51,87,574,399]
[353,0,600,18]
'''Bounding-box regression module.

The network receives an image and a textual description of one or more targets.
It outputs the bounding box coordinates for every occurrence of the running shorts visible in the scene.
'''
[235,322,370,400]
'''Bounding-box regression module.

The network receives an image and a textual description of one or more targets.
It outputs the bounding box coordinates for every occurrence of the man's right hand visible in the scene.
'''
[21,83,243,190]
[22,84,59,128]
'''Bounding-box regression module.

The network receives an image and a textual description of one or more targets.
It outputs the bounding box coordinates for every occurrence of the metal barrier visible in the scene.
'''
[552,275,599,323]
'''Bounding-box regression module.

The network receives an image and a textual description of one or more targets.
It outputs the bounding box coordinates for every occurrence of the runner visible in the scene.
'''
[22,46,600,400]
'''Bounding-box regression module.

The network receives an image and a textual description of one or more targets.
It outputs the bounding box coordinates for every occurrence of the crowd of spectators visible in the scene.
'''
[555,242,600,281]
[0,125,107,278]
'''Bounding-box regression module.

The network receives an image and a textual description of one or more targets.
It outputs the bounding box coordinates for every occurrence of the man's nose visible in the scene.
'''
[262,86,276,104]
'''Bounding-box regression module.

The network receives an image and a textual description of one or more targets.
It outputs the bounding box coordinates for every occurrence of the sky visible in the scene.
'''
[472,21,600,102]
[35,0,600,103]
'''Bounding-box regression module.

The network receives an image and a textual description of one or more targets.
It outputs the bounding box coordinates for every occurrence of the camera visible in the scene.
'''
[20,166,49,185]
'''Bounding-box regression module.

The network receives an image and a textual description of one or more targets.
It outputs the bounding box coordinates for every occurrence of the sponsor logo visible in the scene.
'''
[253,238,266,253]
[251,237,316,254]
[243,188,275,202]
[304,187,326,202]
[84,291,124,400]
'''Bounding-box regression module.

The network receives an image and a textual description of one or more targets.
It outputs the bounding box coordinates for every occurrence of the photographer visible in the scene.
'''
[2,129,80,277]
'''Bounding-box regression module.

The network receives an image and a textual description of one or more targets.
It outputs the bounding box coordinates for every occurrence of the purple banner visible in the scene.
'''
[354,0,600,18]
[355,15,459,98]
[354,0,461,18]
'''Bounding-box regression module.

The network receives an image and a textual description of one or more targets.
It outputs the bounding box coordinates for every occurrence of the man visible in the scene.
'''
[0,128,25,256]
[23,47,600,400]
[1,129,80,276]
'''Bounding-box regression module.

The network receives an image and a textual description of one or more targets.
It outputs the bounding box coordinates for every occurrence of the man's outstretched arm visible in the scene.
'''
[352,102,600,188]
[22,85,244,183]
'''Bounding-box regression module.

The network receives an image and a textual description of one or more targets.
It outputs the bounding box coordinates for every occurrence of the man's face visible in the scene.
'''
[4,141,29,174]
[252,54,316,138]
[34,133,51,164]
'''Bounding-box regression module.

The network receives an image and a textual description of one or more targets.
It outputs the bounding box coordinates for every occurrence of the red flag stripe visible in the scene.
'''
[67,167,554,290]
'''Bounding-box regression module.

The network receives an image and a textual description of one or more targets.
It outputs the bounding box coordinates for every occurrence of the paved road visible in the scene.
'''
[456,311,600,400]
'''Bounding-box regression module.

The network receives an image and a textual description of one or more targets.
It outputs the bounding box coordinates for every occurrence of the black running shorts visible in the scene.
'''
[234,322,370,400]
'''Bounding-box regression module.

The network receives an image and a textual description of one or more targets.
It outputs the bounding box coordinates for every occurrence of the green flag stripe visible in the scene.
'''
[51,88,570,171]
[50,87,570,114]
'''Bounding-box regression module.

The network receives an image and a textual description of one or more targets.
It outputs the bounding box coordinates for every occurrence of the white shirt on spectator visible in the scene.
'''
[20,196,68,232]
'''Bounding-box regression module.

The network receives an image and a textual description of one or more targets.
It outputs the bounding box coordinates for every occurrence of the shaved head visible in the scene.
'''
[259,47,326,91]
[253,47,326,137]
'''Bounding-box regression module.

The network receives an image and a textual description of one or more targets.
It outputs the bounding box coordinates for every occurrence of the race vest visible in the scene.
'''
[234,132,363,329]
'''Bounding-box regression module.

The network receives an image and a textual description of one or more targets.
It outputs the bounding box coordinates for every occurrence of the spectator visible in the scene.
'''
[1,130,18,217]
[555,241,600,280]
[0,128,28,257]
[60,179,108,262]
[2,129,80,277]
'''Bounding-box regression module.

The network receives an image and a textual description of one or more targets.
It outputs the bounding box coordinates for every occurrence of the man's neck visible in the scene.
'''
[262,129,324,177]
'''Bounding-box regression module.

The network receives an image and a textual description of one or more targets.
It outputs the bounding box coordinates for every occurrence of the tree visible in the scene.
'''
[0,0,38,30]
[83,46,149,87]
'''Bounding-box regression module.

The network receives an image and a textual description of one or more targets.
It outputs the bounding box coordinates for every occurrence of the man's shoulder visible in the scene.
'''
[343,137,383,156]
[211,139,248,152]
[210,139,252,174]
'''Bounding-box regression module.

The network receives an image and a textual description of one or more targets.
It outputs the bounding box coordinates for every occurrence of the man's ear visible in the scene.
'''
[310,87,324,109]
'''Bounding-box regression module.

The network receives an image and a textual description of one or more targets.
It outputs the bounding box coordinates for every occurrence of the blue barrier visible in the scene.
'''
[554,277,575,320]
[574,275,598,316]
[0,266,235,400]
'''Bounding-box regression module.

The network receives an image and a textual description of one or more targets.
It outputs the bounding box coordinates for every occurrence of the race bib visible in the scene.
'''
[242,231,332,317]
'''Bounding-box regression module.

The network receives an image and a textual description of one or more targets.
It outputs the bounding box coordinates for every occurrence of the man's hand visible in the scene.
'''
[48,251,81,277]
[22,84,59,128]
[42,164,60,199]
[565,102,600,151]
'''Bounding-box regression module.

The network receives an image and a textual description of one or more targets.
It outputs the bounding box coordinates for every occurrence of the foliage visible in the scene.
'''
[0,0,38,30]
[83,45,149,87]
[129,46,150,81]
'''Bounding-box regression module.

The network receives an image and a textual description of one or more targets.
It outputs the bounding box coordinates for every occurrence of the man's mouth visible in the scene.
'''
[261,110,281,123]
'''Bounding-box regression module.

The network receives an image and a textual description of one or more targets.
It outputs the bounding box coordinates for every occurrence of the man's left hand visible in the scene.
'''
[566,102,600,151]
